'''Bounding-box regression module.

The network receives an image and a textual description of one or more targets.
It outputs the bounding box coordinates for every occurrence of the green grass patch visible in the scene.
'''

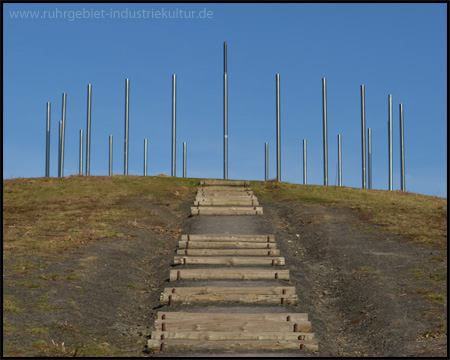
[3,295,22,313]
[26,327,50,335]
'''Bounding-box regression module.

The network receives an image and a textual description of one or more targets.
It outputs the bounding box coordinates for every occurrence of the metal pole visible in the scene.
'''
[172,74,177,177]
[58,120,62,177]
[144,138,148,176]
[183,142,187,178]
[124,79,130,175]
[86,84,92,175]
[265,142,268,181]
[322,78,328,186]
[368,128,372,189]
[361,84,366,189]
[60,93,67,177]
[79,129,83,175]
[399,103,405,191]
[388,94,393,190]
[109,135,113,176]
[45,102,51,177]
[338,134,342,187]
[276,74,281,182]
[303,139,307,185]
[224,41,228,180]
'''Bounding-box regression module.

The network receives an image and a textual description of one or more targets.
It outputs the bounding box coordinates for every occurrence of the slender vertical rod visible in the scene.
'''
[79,129,83,175]
[223,41,228,180]
[86,84,92,175]
[109,135,113,176]
[276,74,281,182]
[124,79,130,175]
[144,138,148,176]
[172,74,177,177]
[303,139,307,185]
[338,134,342,187]
[388,94,393,190]
[58,120,62,177]
[399,103,405,191]
[322,78,328,186]
[368,128,372,189]
[264,142,268,181]
[60,93,67,177]
[361,84,366,189]
[45,102,51,177]
[183,142,187,178]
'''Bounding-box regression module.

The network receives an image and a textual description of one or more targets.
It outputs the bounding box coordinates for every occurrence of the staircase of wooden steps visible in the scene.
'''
[148,179,318,354]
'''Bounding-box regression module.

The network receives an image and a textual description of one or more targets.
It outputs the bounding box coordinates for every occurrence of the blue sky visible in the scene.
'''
[3,3,447,197]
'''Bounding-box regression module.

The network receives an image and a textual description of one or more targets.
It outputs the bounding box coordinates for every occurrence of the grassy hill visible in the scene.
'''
[2,175,447,356]
[3,175,446,259]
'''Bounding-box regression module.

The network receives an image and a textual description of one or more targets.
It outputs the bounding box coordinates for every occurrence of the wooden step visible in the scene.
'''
[180,234,275,242]
[196,195,255,201]
[178,241,277,249]
[173,256,285,266]
[169,269,289,281]
[198,186,252,192]
[193,199,259,206]
[160,286,297,305]
[191,206,263,215]
[148,339,318,351]
[200,180,250,187]
[153,319,312,332]
[195,195,258,200]
[150,330,315,341]
[160,293,298,305]
[156,311,308,322]
[156,312,309,322]
[176,249,281,256]
[162,286,296,295]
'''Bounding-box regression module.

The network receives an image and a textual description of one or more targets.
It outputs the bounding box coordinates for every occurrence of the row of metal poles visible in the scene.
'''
[45,76,187,178]
[271,74,405,190]
[45,41,405,191]
[264,131,371,188]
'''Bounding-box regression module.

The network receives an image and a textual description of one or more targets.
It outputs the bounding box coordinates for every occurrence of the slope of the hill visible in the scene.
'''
[2,176,447,357]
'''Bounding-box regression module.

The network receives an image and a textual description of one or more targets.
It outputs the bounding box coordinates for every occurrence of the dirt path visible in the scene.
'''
[3,196,446,357]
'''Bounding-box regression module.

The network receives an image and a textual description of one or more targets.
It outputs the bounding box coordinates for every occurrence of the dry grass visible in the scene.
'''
[3,175,197,258]
[251,181,447,249]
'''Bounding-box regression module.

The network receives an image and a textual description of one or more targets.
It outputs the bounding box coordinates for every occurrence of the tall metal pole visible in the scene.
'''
[58,120,62,177]
[86,84,92,176]
[276,74,281,182]
[368,128,372,189]
[388,94,393,190]
[361,84,366,189]
[338,134,342,187]
[45,102,51,177]
[322,78,328,186]
[183,142,187,178]
[264,142,268,181]
[172,74,177,177]
[303,139,307,185]
[109,135,113,176]
[79,129,83,175]
[124,79,130,175]
[223,41,228,180]
[399,103,405,191]
[144,138,148,176]
[60,93,67,177]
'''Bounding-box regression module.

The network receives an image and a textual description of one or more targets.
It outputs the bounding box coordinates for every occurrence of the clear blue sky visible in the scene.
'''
[3,3,447,197]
